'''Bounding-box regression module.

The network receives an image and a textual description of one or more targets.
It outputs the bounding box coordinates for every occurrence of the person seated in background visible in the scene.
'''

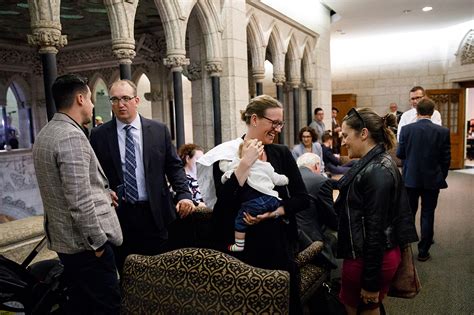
[178,143,206,208]
[220,141,289,252]
[296,152,338,268]
[292,126,326,173]
[8,129,19,149]
[321,132,354,175]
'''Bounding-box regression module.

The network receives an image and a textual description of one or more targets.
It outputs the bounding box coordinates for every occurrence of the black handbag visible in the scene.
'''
[317,281,347,315]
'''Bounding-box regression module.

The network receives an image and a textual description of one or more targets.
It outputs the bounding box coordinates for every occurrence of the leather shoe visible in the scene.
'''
[417,252,431,262]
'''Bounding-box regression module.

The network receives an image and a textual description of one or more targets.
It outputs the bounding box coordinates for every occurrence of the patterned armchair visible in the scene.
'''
[295,241,330,306]
[120,247,290,314]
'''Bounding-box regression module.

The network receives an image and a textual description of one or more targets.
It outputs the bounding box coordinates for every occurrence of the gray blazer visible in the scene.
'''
[33,113,122,254]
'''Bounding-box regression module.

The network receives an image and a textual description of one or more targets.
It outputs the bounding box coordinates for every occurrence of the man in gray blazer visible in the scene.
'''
[33,74,123,314]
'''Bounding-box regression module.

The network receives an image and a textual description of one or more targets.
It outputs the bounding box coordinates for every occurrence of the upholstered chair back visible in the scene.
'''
[120,247,290,314]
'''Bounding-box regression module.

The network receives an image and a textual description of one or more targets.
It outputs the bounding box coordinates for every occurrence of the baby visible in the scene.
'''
[220,140,289,252]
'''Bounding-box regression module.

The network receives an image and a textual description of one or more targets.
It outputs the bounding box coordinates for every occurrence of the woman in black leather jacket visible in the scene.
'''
[335,108,418,315]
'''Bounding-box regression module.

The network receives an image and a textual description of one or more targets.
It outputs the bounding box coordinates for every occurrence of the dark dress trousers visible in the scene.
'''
[397,118,450,255]
[90,116,191,271]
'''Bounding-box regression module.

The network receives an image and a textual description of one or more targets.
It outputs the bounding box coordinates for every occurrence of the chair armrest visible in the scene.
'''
[295,240,324,267]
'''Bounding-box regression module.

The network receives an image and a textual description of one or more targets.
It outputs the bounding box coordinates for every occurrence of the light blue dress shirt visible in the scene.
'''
[116,115,148,201]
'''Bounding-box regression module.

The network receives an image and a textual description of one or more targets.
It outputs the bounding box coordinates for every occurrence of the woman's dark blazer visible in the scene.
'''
[211,143,309,270]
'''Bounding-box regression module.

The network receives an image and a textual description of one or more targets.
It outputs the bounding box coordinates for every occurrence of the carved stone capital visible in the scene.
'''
[304,82,313,90]
[163,55,190,72]
[252,68,265,82]
[144,91,162,102]
[183,62,202,81]
[27,27,67,54]
[289,78,301,89]
[112,38,136,64]
[205,61,223,77]
[272,72,286,85]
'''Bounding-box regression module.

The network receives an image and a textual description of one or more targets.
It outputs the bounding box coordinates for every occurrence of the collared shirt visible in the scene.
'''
[397,108,442,141]
[116,115,148,201]
[309,120,326,143]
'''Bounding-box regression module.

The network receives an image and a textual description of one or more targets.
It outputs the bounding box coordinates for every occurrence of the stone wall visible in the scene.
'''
[331,22,474,115]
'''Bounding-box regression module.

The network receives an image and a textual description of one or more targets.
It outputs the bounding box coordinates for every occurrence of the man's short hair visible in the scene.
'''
[410,86,425,95]
[297,152,320,169]
[417,98,435,116]
[314,107,323,115]
[332,107,339,113]
[321,132,332,143]
[52,74,89,111]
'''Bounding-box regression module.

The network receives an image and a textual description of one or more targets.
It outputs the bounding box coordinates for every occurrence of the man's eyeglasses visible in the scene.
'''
[347,108,366,129]
[261,115,285,129]
[410,96,423,101]
[109,95,136,105]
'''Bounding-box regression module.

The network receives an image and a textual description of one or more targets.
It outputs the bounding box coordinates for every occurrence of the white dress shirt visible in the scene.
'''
[397,108,442,141]
[116,115,148,201]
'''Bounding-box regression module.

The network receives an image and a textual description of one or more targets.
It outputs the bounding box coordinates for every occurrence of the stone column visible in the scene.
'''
[205,61,223,145]
[113,39,136,80]
[27,2,67,121]
[28,107,35,144]
[305,83,313,125]
[164,55,190,148]
[291,80,301,143]
[1,106,7,147]
[273,72,286,103]
[273,73,286,144]
[252,68,265,96]
[103,0,138,80]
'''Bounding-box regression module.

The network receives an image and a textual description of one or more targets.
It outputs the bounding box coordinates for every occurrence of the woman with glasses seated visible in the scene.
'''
[291,126,326,173]
[197,95,309,314]
[335,108,418,315]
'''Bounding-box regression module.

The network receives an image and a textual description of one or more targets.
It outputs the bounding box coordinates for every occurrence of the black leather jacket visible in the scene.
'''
[335,145,418,292]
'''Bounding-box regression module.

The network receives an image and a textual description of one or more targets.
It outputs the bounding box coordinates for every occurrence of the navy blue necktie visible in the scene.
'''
[123,125,138,203]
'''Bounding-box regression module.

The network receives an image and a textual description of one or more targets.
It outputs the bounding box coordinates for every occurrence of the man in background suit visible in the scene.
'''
[296,152,338,267]
[389,102,403,124]
[397,97,450,262]
[33,74,123,313]
[397,86,442,141]
[90,80,194,273]
[331,107,342,154]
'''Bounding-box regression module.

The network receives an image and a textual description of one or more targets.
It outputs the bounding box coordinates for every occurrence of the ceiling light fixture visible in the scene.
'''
[403,9,411,14]
[422,6,433,12]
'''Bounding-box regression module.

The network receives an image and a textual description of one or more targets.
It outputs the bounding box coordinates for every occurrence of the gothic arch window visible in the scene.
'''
[92,79,111,124]
[136,74,152,120]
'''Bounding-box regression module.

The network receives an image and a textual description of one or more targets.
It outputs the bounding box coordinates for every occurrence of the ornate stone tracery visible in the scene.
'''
[272,72,286,85]
[459,29,474,65]
[205,61,223,77]
[183,62,202,81]
[163,55,190,72]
